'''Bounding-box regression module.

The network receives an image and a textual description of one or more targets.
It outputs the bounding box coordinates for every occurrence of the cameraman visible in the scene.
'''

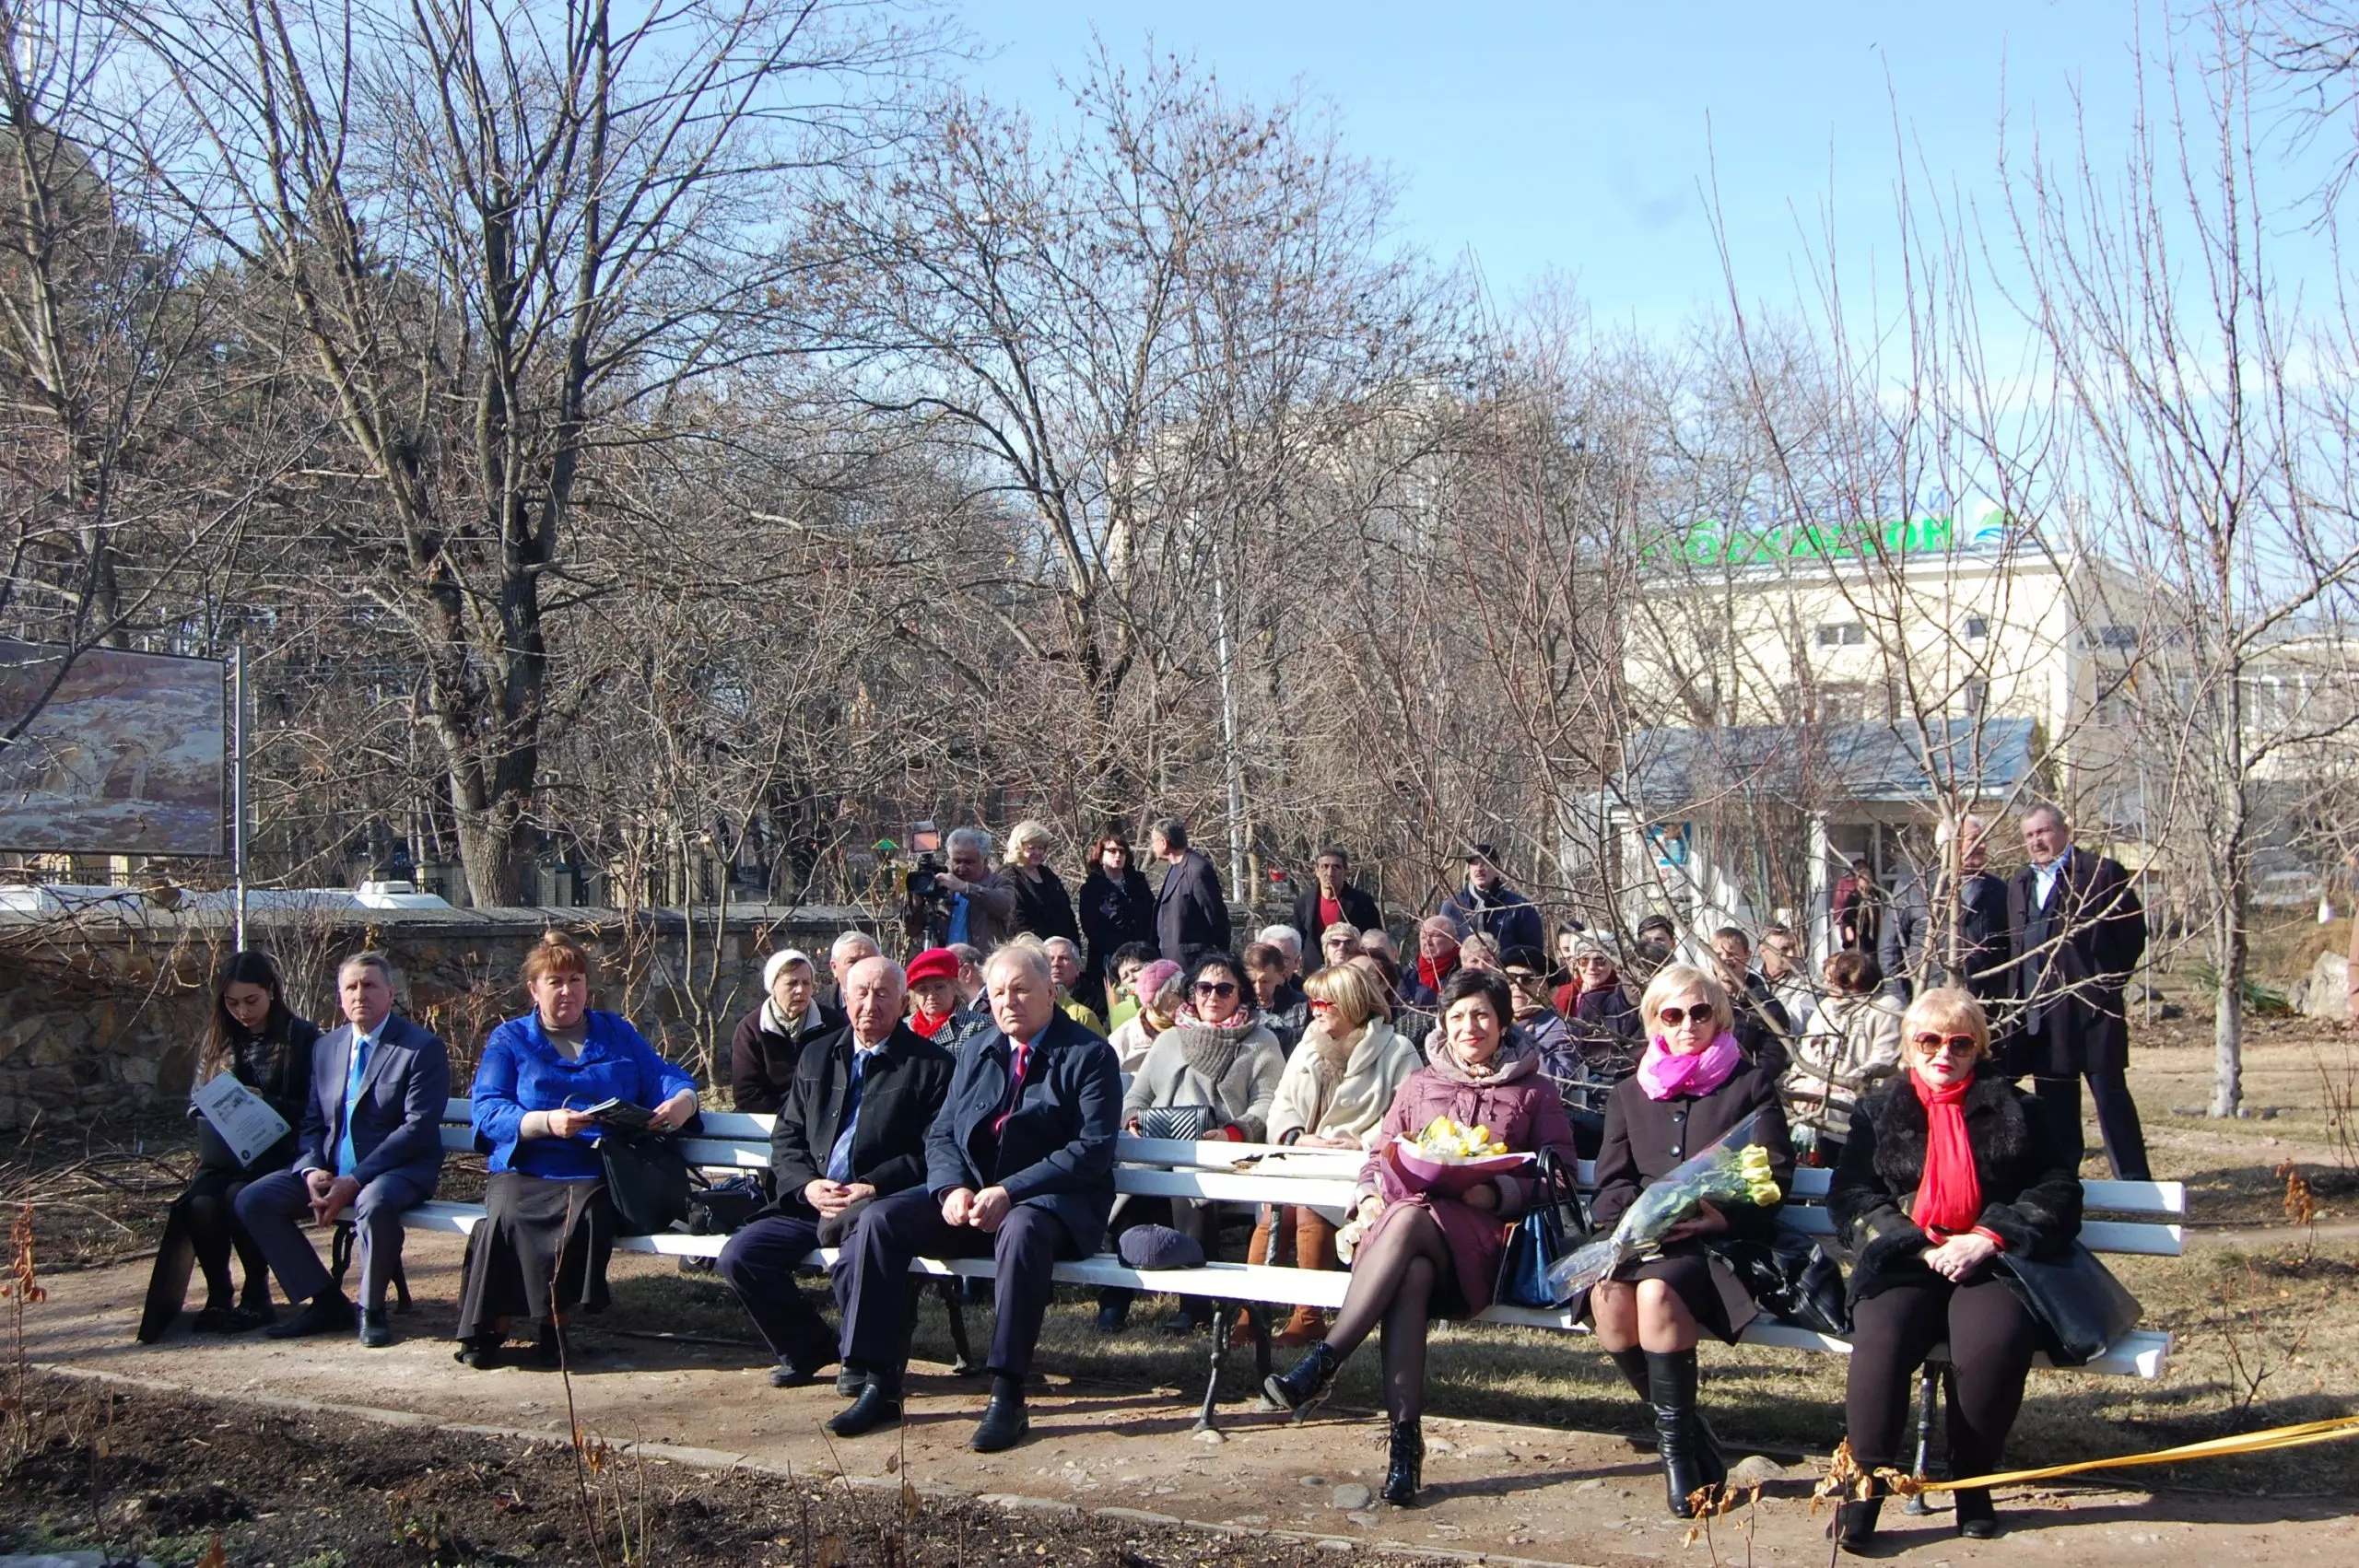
[906,826,1017,954]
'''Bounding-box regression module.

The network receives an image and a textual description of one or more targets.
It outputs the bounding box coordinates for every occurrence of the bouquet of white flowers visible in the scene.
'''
[1542,1107,1784,1305]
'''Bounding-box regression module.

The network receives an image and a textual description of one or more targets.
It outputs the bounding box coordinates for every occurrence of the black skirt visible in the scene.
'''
[455,1172,615,1338]
[1579,1242,1759,1344]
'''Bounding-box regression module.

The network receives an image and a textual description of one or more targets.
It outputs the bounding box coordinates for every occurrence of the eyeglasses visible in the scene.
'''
[1307,998,1336,1012]
[1194,980,1239,999]
[1910,1032,1978,1059]
[1506,970,1545,988]
[1655,1005,1711,1027]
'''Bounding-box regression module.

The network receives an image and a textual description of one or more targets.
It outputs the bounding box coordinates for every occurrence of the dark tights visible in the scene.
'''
[182,1183,271,1311]
[1844,1274,2037,1476]
[1323,1203,1453,1422]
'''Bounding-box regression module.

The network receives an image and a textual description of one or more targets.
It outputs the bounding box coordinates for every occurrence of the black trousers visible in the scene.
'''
[2033,1071,2150,1181]
[716,1213,834,1368]
[1844,1273,2038,1475]
[837,1187,1075,1379]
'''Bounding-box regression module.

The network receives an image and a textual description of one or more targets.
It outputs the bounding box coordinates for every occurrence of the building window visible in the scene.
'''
[2096,625,2139,650]
[1962,678,1989,720]
[1965,614,1989,639]
[1816,621,1866,647]
[1820,683,1869,723]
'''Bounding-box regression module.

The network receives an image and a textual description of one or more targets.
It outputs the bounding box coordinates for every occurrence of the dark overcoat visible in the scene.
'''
[924,1010,1123,1254]
[768,1022,956,1217]
[2006,850,2146,1076]
[1828,1070,2082,1301]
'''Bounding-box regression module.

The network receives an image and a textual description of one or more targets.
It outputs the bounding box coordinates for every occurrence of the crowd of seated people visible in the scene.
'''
[153,810,2147,1548]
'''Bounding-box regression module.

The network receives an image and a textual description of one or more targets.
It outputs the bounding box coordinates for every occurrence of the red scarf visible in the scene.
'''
[909,1008,953,1040]
[1909,1071,1983,1238]
[1416,953,1458,992]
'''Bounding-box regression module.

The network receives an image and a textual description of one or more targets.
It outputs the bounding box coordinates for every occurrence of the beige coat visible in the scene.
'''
[1783,990,1905,1143]
[1267,1019,1421,1148]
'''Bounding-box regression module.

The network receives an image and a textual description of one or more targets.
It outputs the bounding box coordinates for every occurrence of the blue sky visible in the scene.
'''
[954,3,2275,337]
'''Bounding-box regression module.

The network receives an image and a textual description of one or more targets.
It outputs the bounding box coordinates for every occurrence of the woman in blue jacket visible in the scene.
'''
[455,931,698,1368]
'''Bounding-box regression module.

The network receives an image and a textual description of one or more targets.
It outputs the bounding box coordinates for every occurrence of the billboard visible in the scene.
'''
[0,640,229,856]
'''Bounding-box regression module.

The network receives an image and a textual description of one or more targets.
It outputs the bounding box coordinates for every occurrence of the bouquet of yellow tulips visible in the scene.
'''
[1543,1107,1786,1304]
[1384,1114,1531,1197]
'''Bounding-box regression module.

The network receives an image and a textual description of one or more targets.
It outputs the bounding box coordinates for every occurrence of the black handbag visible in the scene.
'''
[686,1175,767,1237]
[598,1129,694,1237]
[1995,1241,2142,1366]
[1135,1104,1217,1141]
[1706,1230,1851,1335]
[1495,1149,1590,1309]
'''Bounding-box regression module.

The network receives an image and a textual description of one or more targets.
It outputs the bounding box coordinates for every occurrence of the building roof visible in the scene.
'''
[1616,718,2036,813]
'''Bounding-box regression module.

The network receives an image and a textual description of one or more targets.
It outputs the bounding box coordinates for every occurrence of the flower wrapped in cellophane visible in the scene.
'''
[1542,1107,1784,1305]
[1383,1115,1531,1198]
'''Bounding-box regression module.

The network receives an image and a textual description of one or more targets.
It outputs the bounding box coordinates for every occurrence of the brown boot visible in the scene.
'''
[1295,1208,1339,1270]
[1272,1305,1329,1346]
[1245,1208,1295,1269]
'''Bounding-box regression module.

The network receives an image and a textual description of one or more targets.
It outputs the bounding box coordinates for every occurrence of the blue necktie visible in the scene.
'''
[334,1028,375,1177]
[825,1049,868,1183]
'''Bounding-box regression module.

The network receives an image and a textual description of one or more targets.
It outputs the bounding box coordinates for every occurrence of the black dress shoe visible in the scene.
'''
[1093,1304,1129,1335]
[1160,1304,1211,1336]
[454,1336,504,1370]
[828,1379,903,1437]
[1954,1486,2000,1539]
[970,1391,1029,1452]
[770,1361,821,1388]
[836,1367,864,1398]
[265,1294,356,1340]
[358,1307,393,1348]
[229,1301,277,1331]
[191,1305,241,1335]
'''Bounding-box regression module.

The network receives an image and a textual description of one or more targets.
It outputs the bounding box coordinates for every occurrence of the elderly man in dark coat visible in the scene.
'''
[828,944,1121,1453]
[1880,816,2013,1003]
[2005,803,2151,1180]
[716,955,955,1386]
[1150,816,1231,965]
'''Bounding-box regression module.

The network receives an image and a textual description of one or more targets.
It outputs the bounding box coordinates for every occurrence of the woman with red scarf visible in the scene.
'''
[1827,988,2081,1551]
[1582,963,1793,1518]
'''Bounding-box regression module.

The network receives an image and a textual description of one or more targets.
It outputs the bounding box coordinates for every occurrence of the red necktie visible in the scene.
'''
[993,1039,1032,1134]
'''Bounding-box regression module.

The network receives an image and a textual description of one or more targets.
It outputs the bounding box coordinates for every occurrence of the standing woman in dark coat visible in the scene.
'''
[1828,988,2081,1551]
[1584,963,1793,1518]
[140,952,323,1339]
[1262,968,1579,1506]
[1003,819,1081,947]
[1076,827,1156,1008]
[456,931,698,1367]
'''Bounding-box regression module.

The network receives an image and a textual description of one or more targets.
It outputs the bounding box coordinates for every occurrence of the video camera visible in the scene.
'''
[903,821,948,905]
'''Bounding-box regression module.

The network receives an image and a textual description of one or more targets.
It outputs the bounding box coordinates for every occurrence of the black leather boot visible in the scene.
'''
[1645,1349,1713,1518]
[828,1367,904,1437]
[1380,1418,1425,1505]
[1609,1346,1651,1401]
[1954,1486,1998,1539]
[1837,1484,1884,1554]
[1262,1340,1340,1420]
[971,1375,1030,1453]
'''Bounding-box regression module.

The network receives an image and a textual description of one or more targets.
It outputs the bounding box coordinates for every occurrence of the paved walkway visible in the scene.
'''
[26,1234,2357,1566]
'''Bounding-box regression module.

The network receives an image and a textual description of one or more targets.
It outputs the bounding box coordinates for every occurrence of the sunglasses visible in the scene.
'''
[1505,970,1545,987]
[1193,980,1239,999]
[1655,1004,1715,1027]
[1910,1032,1978,1058]
[1307,998,1336,1012]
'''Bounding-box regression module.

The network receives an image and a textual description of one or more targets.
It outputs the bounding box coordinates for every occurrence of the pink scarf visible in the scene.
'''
[1636,1032,1743,1101]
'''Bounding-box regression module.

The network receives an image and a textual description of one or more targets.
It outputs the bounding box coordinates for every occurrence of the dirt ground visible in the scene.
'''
[6,1006,2359,1566]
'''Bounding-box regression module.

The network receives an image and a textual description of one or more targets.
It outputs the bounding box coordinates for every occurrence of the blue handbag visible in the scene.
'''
[1495,1149,1590,1309]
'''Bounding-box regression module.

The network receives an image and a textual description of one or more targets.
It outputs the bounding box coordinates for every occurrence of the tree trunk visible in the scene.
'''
[2209,895,2246,1117]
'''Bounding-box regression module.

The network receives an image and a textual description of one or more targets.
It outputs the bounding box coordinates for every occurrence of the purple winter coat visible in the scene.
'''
[1354,1046,1579,1317]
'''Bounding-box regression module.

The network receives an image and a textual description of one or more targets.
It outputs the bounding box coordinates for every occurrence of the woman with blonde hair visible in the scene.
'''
[1003,818,1080,948]
[457,931,698,1368]
[1829,989,2081,1550]
[1583,963,1792,1517]
[1256,964,1421,1343]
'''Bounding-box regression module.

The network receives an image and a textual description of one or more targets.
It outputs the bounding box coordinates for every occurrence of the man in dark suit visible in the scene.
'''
[1708,926,1794,1079]
[2006,803,2151,1180]
[829,944,1121,1453]
[1880,814,2013,1002]
[1440,843,1545,955]
[236,952,448,1347]
[1290,846,1383,960]
[717,955,956,1386]
[1150,816,1230,965]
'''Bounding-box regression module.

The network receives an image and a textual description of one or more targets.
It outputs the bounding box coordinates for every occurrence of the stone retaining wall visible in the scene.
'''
[0,902,883,1131]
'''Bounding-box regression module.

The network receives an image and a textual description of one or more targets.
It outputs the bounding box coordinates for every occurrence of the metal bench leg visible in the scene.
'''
[329,1222,355,1290]
[1195,1300,1231,1433]
[1903,1361,1942,1515]
[938,1275,980,1375]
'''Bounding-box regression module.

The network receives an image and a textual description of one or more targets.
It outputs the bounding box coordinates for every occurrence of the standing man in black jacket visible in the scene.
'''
[716,955,955,1386]
[1150,816,1231,965]
[1290,846,1384,958]
[1880,815,2013,1003]
[2006,803,2151,1180]
[829,944,1121,1452]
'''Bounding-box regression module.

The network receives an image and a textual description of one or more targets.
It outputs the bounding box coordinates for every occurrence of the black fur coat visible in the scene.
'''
[1828,1071,2082,1301]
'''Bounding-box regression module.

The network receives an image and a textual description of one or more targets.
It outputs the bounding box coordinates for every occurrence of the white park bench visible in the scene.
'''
[393,1098,2180,1440]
